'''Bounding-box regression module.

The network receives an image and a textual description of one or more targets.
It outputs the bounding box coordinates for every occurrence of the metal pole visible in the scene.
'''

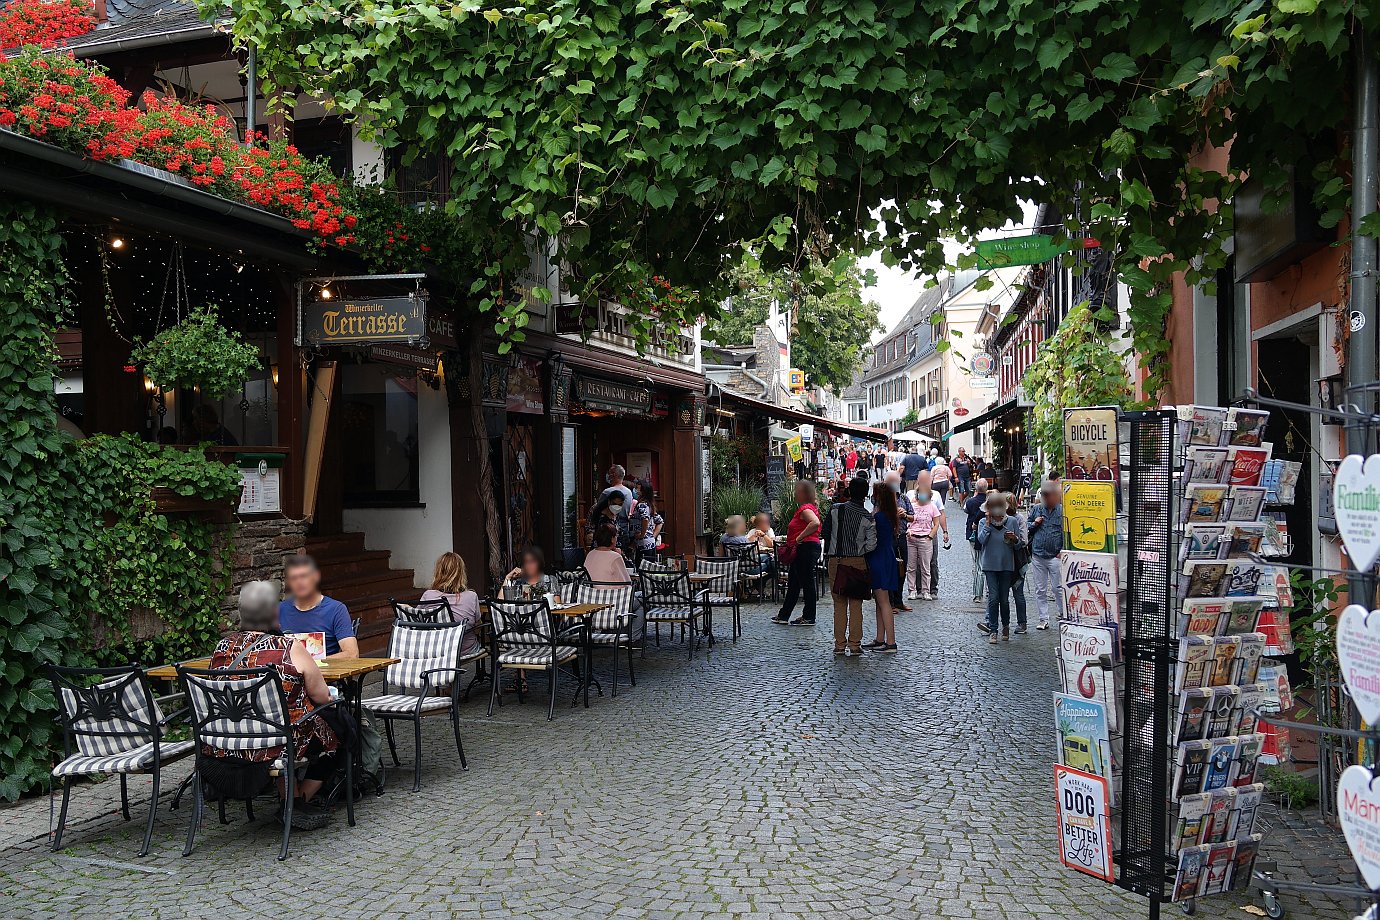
[1351,27,1378,456]
[244,44,257,144]
[1350,28,1379,615]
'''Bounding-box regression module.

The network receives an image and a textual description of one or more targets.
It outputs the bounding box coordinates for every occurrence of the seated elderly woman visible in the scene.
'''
[208,580,340,830]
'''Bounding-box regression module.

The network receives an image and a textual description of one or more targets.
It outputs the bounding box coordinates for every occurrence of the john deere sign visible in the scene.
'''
[975,233,1070,268]
[299,295,426,346]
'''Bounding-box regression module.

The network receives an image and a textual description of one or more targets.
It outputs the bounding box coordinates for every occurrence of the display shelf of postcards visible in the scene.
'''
[1162,405,1297,912]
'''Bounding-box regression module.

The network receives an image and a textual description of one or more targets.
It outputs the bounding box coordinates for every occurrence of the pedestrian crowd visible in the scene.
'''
[766,440,1065,657]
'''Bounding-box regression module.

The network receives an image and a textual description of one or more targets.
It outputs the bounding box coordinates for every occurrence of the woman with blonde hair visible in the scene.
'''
[420,552,482,657]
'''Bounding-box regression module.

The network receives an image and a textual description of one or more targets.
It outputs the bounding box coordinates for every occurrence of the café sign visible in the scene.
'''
[299,294,426,346]
[574,376,653,414]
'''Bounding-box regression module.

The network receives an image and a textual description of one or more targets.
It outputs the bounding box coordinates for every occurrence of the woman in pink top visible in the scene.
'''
[905,491,943,600]
[583,523,632,584]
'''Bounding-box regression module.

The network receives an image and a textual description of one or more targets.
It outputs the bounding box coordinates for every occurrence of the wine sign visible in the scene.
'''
[1339,765,1380,888]
[1335,454,1380,571]
[1338,605,1380,724]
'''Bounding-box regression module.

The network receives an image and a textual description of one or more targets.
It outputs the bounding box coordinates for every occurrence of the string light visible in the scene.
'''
[109,236,125,250]
[319,285,333,300]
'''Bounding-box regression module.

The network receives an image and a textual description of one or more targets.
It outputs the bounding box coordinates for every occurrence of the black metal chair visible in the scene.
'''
[391,596,453,623]
[694,555,741,641]
[570,579,639,696]
[770,543,791,602]
[364,619,469,792]
[726,541,770,603]
[179,665,354,861]
[46,665,193,857]
[637,568,707,659]
[487,598,580,720]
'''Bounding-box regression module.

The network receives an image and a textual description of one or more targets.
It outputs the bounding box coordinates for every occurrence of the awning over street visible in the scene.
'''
[949,397,1019,435]
[715,389,889,442]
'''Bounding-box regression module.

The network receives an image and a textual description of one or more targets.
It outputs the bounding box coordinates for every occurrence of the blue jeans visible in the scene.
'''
[984,570,1015,632]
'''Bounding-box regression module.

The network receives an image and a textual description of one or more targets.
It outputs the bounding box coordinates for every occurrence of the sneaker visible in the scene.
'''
[1002,630,1010,641]
[848,647,864,655]
[987,632,1000,645]
[906,591,919,601]
[789,617,815,626]
[770,616,790,625]
[881,644,898,654]
[861,640,887,650]
[1036,621,1051,630]
[833,648,846,657]
[1013,625,1028,635]
[977,622,992,634]
[926,593,938,601]
[972,595,982,603]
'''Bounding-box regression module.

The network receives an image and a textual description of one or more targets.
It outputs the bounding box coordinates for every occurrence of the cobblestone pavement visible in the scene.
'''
[0,542,1358,919]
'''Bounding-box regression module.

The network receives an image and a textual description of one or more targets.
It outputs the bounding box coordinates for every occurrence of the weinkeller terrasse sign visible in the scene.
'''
[300,294,426,346]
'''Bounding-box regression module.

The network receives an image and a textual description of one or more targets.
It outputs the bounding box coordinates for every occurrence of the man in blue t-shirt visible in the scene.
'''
[279,555,357,659]
[898,450,926,489]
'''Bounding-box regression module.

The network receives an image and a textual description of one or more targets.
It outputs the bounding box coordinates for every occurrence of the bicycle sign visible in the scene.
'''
[1054,764,1114,883]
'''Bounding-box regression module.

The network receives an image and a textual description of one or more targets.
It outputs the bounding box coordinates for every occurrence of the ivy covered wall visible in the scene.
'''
[0,201,85,800]
[0,202,247,800]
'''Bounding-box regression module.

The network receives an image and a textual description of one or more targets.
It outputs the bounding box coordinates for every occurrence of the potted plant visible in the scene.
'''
[131,305,262,399]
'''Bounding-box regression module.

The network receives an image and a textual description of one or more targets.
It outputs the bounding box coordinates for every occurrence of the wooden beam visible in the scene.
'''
[301,360,336,523]
[275,279,304,518]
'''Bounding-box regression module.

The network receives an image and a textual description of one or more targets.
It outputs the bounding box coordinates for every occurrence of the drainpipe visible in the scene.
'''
[1349,28,1378,603]
[244,44,257,144]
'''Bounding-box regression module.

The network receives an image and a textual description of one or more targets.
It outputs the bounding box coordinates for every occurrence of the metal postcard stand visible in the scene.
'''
[1113,392,1380,920]
[1117,409,1179,918]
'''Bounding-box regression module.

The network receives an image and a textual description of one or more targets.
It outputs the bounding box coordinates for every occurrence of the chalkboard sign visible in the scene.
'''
[766,456,787,497]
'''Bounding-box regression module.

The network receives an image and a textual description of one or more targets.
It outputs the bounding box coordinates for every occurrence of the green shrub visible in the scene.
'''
[710,484,765,532]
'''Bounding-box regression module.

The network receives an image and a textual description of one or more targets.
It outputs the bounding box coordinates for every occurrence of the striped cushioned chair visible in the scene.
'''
[364,620,469,792]
[694,555,741,642]
[572,580,639,697]
[46,665,194,857]
[488,598,580,721]
[179,665,354,861]
[636,568,707,659]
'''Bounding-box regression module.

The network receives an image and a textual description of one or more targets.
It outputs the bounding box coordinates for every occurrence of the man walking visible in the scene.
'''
[952,448,974,501]
[899,446,926,491]
[1026,480,1063,630]
[963,478,989,603]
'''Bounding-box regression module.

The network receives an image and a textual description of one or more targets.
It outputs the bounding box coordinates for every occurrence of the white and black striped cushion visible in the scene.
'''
[695,558,739,595]
[59,675,163,758]
[184,675,289,752]
[700,593,736,605]
[644,606,692,622]
[53,739,194,777]
[574,584,634,632]
[386,622,466,691]
[498,647,579,667]
[363,694,453,715]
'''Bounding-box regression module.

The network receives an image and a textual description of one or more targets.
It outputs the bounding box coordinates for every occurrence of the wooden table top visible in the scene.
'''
[688,573,716,583]
[146,656,399,682]
[481,601,613,618]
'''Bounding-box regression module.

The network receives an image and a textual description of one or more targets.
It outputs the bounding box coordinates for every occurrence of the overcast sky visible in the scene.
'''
[857,200,1043,342]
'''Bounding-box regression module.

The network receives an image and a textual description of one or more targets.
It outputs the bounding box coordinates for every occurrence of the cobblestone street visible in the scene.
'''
[0,544,1353,919]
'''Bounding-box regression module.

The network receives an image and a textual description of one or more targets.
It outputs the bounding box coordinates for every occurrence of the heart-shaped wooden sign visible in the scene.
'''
[1338,764,1380,888]
[1335,454,1380,571]
[1338,605,1380,725]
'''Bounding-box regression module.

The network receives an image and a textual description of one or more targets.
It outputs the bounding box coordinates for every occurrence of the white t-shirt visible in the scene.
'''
[907,489,944,513]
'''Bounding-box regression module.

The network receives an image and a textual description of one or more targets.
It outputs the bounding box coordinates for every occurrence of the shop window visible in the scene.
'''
[340,364,420,504]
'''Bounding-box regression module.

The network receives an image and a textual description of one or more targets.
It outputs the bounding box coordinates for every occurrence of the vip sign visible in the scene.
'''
[1054,765,1114,882]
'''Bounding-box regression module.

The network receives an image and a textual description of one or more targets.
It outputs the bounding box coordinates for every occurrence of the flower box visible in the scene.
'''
[151,487,235,515]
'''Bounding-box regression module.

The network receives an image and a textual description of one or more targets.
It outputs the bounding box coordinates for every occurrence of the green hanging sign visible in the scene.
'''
[974,233,1070,267]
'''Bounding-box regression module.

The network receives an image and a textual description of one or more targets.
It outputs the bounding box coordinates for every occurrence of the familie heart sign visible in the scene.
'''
[1338,605,1380,724]
[1335,454,1380,571]
[1339,764,1380,888]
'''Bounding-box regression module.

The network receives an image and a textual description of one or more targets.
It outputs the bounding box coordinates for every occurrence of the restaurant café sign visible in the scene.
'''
[299,295,427,346]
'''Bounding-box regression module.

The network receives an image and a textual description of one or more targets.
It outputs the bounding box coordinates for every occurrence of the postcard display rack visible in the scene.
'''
[1052,405,1294,919]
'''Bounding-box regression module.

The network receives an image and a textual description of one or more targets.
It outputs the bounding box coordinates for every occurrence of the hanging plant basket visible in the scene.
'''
[131,304,262,399]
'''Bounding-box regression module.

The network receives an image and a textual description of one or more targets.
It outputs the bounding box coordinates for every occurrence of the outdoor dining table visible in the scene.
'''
[147,656,400,723]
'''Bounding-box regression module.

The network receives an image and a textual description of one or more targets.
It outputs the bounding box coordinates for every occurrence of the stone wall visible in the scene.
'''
[215,516,307,619]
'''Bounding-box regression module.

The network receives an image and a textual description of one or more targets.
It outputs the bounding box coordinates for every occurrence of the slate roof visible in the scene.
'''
[0,0,221,55]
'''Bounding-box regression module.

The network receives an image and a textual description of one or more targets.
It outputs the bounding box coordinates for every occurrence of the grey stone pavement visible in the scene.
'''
[0,541,1360,919]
